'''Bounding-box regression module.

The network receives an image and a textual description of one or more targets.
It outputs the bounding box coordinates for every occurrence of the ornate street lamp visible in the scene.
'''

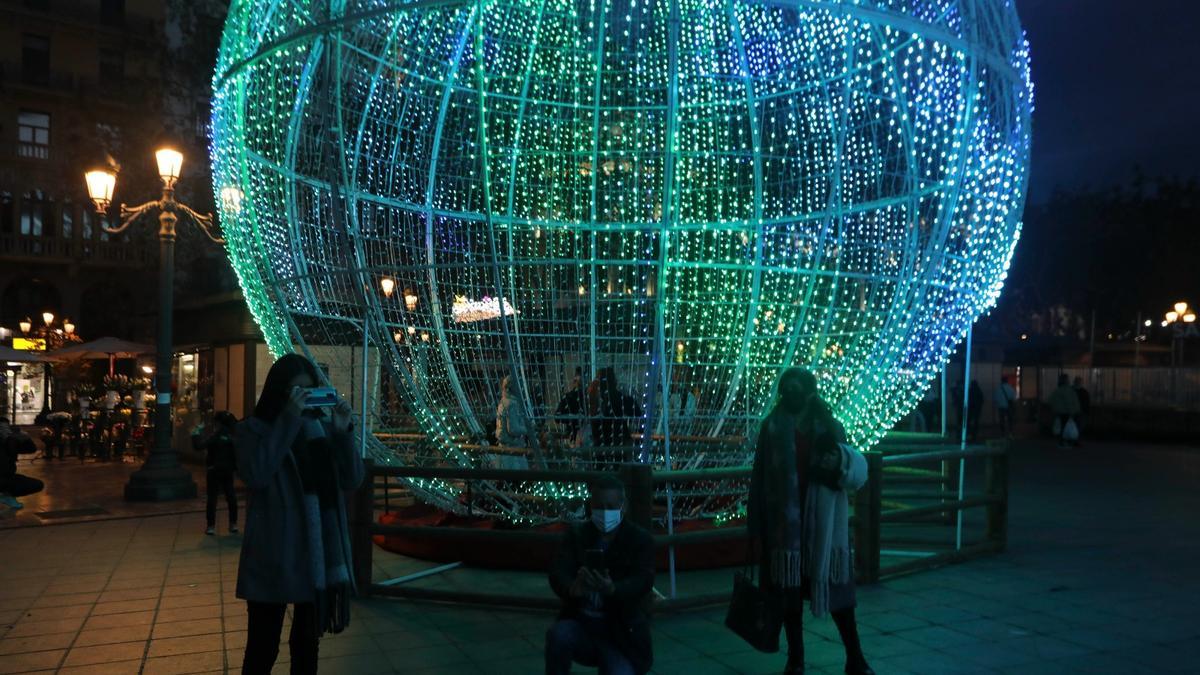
[85,147,224,501]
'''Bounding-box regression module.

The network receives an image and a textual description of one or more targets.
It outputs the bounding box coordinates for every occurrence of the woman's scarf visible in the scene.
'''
[755,406,867,617]
[756,408,810,589]
[292,416,353,635]
[803,441,867,617]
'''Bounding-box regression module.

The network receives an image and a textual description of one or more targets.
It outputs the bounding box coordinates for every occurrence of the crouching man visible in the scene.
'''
[1,420,44,510]
[546,475,654,675]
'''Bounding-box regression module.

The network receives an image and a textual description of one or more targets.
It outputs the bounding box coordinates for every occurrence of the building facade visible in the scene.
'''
[0,0,239,419]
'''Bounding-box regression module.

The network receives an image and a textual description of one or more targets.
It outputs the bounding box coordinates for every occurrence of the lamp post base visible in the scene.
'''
[124,464,198,501]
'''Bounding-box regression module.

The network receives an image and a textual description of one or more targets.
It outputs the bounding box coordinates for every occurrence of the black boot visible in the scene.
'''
[831,608,873,675]
[783,613,804,674]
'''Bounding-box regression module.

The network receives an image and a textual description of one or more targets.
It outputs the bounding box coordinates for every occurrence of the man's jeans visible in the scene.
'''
[545,617,635,675]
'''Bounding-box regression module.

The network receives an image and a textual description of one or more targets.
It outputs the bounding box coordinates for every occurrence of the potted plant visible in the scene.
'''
[130,377,152,410]
[102,374,130,410]
[74,384,97,411]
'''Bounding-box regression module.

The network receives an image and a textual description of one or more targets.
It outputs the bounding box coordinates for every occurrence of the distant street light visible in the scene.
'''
[380,277,396,299]
[85,146,224,502]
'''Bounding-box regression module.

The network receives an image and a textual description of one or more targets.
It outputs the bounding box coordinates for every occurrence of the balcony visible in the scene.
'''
[0,61,155,106]
[16,143,50,160]
[0,231,154,266]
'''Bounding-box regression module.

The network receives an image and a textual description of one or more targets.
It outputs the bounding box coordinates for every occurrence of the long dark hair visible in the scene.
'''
[253,353,321,422]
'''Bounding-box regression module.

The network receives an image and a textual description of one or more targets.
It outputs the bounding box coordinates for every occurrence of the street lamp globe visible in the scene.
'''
[18,318,31,334]
[85,170,116,212]
[1186,314,1197,324]
[379,277,396,299]
[1175,302,1189,315]
[155,148,184,188]
[42,312,54,326]
[1166,311,1179,323]
[63,319,75,335]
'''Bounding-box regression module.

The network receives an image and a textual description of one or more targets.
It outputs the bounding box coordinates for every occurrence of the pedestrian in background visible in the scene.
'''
[194,411,240,535]
[995,376,1017,438]
[236,354,363,675]
[1048,374,1081,447]
[967,380,984,442]
[1073,376,1091,442]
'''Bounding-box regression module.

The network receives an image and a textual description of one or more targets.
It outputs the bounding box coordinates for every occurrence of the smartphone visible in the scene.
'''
[584,548,606,573]
[303,387,339,408]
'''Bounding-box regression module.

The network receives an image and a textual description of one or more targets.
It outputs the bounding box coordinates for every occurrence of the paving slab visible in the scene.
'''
[0,438,1197,673]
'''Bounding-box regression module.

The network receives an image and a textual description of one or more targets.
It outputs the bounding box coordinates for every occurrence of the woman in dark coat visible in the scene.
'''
[236,354,364,675]
[748,368,873,675]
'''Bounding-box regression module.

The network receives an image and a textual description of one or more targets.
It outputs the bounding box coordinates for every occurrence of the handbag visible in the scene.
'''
[1062,418,1079,442]
[724,540,782,653]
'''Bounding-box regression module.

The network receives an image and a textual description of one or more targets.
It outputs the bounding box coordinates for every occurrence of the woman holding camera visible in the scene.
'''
[236,354,364,675]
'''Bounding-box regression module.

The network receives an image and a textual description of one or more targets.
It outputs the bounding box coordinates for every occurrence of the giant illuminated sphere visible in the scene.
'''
[212,0,1032,520]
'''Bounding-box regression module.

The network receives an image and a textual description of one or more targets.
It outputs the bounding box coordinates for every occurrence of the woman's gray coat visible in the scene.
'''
[234,413,364,604]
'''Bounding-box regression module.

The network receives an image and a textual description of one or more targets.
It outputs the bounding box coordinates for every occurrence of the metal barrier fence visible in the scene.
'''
[349,440,1009,610]
[1043,366,1200,410]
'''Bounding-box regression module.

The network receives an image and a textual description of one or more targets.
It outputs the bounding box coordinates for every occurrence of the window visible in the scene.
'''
[21,34,50,85]
[19,191,56,239]
[20,192,44,237]
[1,192,13,233]
[62,200,73,239]
[99,48,124,84]
[80,209,94,255]
[17,111,51,160]
[100,0,124,27]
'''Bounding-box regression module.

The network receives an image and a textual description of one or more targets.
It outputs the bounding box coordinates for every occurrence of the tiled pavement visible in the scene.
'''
[2,438,1199,674]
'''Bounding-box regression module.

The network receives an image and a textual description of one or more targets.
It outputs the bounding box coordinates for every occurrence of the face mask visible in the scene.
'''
[591,509,623,533]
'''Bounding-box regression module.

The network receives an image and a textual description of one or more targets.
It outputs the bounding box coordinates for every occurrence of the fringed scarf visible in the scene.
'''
[755,406,863,617]
[292,416,353,635]
[802,442,865,617]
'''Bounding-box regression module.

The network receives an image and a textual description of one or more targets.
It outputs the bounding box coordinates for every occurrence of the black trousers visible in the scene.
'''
[206,468,238,527]
[242,601,319,675]
[1,474,44,497]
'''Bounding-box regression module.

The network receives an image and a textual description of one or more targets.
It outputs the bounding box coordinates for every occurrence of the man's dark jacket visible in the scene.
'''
[549,520,655,674]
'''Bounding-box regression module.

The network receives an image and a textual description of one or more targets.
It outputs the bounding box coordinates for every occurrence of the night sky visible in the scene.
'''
[1016,0,1200,203]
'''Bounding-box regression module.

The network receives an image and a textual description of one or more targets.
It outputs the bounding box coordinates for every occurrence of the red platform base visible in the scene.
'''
[373,505,746,571]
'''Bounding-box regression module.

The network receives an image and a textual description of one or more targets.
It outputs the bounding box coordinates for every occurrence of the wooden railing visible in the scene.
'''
[349,440,1008,610]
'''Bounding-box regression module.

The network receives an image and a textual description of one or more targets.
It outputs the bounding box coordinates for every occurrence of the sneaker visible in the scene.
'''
[0,494,23,510]
[205,526,216,535]
[229,524,239,533]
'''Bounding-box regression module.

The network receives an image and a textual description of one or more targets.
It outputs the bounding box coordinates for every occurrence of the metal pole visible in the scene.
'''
[956,325,973,550]
[124,207,197,500]
[1088,309,1096,367]
[40,362,52,417]
[661,0,681,600]
[940,370,947,437]
[360,316,370,459]
[1134,311,1141,398]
